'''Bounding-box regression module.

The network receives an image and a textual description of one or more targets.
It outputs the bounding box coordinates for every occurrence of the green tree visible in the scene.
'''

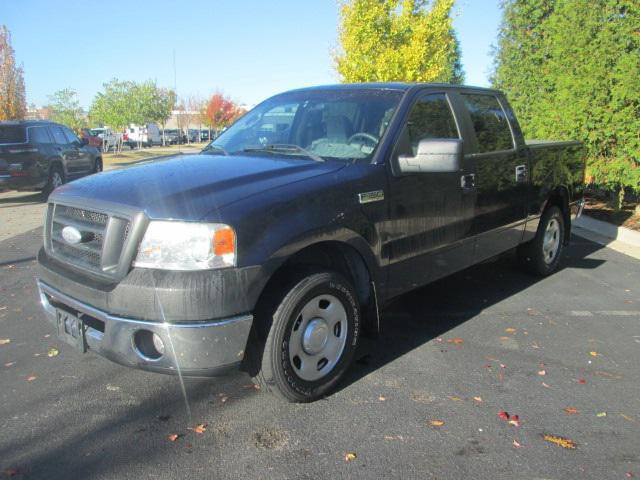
[0,25,26,120]
[335,0,464,83]
[89,79,136,131]
[493,0,640,209]
[47,88,85,130]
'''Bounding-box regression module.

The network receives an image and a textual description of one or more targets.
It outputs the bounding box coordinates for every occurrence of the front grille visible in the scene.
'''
[47,203,132,278]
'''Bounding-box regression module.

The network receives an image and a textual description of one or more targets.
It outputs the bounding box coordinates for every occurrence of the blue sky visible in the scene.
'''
[4,0,502,108]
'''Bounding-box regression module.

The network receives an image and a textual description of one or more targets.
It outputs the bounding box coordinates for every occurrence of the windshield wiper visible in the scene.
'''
[201,144,228,155]
[243,144,324,162]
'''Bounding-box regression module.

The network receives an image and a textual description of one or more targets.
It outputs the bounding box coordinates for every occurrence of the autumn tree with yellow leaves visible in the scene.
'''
[335,0,463,84]
[0,25,26,121]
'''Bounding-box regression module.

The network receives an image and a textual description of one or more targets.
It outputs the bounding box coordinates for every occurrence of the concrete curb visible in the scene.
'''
[574,215,640,247]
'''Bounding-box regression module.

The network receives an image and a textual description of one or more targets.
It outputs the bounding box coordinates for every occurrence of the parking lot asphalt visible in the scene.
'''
[0,226,639,480]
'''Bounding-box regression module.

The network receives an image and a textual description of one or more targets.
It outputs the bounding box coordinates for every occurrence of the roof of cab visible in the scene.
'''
[283,82,501,94]
[0,120,57,127]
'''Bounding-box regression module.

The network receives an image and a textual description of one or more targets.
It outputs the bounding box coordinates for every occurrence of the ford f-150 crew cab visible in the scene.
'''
[37,83,585,402]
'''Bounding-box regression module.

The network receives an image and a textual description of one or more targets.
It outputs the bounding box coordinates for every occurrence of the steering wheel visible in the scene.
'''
[347,132,379,145]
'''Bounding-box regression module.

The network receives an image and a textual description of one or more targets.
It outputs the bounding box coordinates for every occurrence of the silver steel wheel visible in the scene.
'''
[288,294,348,382]
[51,171,63,189]
[542,218,560,264]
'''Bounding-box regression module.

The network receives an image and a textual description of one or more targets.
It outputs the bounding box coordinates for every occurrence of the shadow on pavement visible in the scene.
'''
[0,191,46,206]
[338,236,607,393]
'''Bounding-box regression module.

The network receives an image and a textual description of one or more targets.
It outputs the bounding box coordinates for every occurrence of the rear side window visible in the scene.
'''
[28,126,52,144]
[0,126,27,144]
[50,126,68,145]
[462,94,514,153]
[405,93,459,155]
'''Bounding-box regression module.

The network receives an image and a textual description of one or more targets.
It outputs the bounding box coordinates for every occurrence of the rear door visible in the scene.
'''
[459,92,528,261]
[384,90,476,298]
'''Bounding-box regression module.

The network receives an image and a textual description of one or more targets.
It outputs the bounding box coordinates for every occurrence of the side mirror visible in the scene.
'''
[397,138,462,174]
[80,137,89,146]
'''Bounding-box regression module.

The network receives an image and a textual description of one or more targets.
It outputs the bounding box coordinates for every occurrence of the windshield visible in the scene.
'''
[206,89,403,162]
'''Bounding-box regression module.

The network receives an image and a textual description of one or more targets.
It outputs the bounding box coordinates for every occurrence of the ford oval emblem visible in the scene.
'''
[61,226,83,245]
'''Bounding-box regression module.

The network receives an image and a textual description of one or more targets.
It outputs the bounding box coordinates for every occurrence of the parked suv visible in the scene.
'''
[0,120,102,194]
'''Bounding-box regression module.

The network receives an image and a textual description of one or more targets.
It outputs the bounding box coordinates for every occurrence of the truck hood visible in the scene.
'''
[52,154,346,220]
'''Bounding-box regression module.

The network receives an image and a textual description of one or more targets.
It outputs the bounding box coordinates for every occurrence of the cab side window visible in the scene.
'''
[404,93,459,156]
[28,126,52,144]
[462,94,514,153]
[50,126,68,145]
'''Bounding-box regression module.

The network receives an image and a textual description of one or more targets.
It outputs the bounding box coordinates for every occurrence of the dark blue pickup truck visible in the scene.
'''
[37,83,585,402]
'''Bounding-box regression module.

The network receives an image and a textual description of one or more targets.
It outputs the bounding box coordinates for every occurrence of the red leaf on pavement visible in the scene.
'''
[498,411,510,420]
[446,338,464,344]
[578,378,587,384]
[564,407,579,415]
[508,415,520,427]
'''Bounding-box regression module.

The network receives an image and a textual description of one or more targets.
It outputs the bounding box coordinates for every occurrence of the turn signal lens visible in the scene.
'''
[214,227,235,256]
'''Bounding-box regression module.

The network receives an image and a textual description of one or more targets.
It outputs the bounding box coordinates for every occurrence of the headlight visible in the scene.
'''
[133,221,236,270]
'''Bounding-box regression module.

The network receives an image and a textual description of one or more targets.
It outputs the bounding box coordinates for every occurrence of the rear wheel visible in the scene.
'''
[251,271,360,402]
[94,157,103,173]
[518,205,565,276]
[43,164,65,196]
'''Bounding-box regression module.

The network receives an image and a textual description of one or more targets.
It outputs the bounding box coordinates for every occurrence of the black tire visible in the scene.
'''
[42,164,65,196]
[517,205,565,276]
[251,270,360,402]
[93,157,103,173]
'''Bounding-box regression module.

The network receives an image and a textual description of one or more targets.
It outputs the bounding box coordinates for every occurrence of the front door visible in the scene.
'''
[459,93,528,261]
[384,91,476,299]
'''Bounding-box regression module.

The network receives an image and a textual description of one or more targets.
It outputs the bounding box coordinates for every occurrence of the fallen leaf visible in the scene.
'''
[345,452,357,461]
[577,378,587,384]
[564,407,579,415]
[596,412,607,417]
[473,396,483,402]
[505,328,516,334]
[498,410,510,420]
[508,415,520,427]
[543,434,576,449]
[430,420,445,427]
[542,382,550,388]
[192,424,207,434]
[106,384,120,391]
[446,338,464,344]
[4,362,15,367]
[512,440,522,448]
[47,348,59,357]
[167,434,180,442]
[27,375,36,382]
[538,370,546,376]
[448,395,462,401]
[590,351,600,357]
[626,472,633,478]
[0,338,10,345]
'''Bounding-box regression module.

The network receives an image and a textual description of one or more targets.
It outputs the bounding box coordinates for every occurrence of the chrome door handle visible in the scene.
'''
[515,164,528,183]
[461,173,475,189]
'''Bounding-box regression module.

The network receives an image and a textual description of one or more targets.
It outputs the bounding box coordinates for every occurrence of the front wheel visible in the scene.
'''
[518,205,565,276]
[93,157,103,173]
[251,271,360,402]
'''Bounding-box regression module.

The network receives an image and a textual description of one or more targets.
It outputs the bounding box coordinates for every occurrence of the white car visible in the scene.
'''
[124,124,162,149]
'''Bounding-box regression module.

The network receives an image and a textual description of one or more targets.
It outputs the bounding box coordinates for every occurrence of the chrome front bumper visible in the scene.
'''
[37,280,253,376]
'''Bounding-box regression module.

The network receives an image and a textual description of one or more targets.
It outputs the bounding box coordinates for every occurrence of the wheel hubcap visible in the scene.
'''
[543,218,560,264]
[52,173,62,188]
[289,294,348,382]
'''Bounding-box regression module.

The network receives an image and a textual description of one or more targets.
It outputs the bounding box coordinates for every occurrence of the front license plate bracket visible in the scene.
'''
[56,307,87,353]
